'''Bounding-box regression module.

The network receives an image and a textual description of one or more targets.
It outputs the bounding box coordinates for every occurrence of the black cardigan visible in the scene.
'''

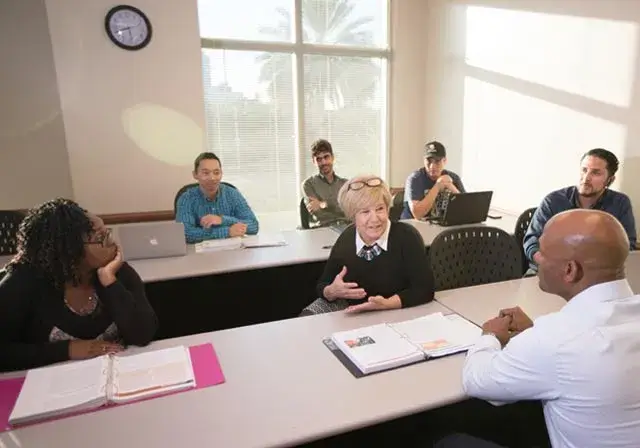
[0,262,157,372]
[317,221,435,307]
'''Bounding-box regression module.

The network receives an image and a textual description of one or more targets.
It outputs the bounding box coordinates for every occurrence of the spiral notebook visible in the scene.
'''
[4,343,224,428]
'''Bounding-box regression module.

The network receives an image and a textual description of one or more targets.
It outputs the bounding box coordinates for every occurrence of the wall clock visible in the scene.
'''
[105,5,152,51]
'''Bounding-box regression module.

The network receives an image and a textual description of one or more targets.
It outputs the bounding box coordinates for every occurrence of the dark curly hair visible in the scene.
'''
[7,198,93,289]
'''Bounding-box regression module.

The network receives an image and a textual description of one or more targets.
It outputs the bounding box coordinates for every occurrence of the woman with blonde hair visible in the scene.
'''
[301,175,434,315]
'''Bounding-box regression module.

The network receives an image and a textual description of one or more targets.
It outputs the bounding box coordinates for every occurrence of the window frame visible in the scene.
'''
[200,0,392,206]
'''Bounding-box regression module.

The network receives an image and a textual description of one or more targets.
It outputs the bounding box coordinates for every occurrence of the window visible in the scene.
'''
[198,0,389,223]
[303,55,385,179]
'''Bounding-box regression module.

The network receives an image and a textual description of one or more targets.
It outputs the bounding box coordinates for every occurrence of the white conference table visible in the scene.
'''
[0,227,339,283]
[437,251,640,327]
[0,214,518,282]
[436,277,565,327]
[1,301,468,448]
[127,227,339,283]
[126,214,519,283]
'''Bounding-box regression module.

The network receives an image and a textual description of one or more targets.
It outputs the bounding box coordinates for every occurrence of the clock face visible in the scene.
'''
[105,5,152,50]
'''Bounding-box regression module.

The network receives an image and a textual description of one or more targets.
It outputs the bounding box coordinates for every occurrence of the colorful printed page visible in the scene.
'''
[330,323,424,375]
[391,312,482,358]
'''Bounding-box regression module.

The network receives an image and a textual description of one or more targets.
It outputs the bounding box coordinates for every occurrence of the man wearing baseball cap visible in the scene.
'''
[401,141,466,220]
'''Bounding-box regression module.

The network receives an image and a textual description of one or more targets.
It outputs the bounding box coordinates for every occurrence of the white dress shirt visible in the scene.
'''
[462,279,640,448]
[355,220,391,254]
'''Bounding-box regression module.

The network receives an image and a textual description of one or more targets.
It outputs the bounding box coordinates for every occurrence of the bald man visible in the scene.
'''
[439,209,640,448]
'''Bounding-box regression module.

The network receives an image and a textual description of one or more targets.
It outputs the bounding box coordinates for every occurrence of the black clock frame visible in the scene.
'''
[104,4,152,51]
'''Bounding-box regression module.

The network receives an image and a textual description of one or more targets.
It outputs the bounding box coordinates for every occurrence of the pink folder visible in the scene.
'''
[0,343,225,432]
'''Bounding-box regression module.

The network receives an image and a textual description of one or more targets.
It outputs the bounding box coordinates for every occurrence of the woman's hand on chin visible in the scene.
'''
[97,245,124,287]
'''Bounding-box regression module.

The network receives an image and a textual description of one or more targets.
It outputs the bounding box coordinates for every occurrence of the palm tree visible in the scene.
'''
[256,0,379,109]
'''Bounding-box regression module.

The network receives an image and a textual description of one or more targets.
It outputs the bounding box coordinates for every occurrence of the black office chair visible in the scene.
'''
[173,182,237,216]
[514,207,537,275]
[221,182,237,190]
[430,225,523,291]
[389,191,404,222]
[299,198,311,230]
[0,210,24,256]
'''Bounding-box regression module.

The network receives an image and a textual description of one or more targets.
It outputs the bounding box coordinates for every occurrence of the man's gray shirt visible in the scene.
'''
[301,174,348,227]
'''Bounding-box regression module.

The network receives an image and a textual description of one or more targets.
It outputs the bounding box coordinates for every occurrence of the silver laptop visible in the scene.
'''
[116,221,187,261]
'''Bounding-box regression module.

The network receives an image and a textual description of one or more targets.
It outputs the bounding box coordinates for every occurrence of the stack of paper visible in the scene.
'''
[242,233,287,248]
[195,238,243,253]
[194,233,287,253]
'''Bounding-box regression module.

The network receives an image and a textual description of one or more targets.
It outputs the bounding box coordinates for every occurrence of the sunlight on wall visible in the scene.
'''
[122,103,204,166]
[465,6,638,108]
[462,77,627,212]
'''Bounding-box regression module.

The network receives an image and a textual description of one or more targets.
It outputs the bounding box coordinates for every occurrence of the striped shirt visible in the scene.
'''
[175,184,259,243]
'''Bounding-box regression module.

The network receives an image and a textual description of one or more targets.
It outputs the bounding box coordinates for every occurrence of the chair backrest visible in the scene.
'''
[299,198,311,230]
[174,183,198,216]
[0,211,25,256]
[430,225,523,291]
[173,182,238,216]
[514,207,537,274]
[389,190,405,222]
[221,181,237,190]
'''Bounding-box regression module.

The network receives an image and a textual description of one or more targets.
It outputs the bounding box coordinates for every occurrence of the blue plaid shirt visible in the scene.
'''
[176,184,259,243]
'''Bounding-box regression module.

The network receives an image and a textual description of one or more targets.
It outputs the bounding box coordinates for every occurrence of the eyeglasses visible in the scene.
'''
[348,177,383,191]
[85,228,113,247]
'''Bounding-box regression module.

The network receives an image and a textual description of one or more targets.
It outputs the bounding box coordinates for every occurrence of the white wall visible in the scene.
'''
[44,0,207,214]
[0,0,430,214]
[423,0,640,228]
[388,0,430,185]
[0,0,73,209]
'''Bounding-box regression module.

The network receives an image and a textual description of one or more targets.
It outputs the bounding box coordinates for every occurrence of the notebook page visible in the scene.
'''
[392,313,482,357]
[195,237,243,253]
[10,356,108,425]
[331,324,424,374]
[110,346,195,403]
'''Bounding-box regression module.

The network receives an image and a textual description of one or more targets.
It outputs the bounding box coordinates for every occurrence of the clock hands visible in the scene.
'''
[106,5,150,50]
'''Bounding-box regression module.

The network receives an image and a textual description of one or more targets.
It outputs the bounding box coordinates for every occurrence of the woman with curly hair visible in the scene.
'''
[0,198,158,372]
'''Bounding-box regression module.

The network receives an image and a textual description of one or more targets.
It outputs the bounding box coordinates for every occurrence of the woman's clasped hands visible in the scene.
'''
[323,266,398,313]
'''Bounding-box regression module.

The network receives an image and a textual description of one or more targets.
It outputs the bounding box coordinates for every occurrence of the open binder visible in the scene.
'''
[1,343,224,430]
[324,312,482,377]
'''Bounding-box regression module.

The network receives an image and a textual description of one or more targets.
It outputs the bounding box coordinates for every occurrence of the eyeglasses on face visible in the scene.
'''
[348,177,383,191]
[85,228,113,247]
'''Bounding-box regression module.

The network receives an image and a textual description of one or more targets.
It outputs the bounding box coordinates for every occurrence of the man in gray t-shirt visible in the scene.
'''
[301,139,348,228]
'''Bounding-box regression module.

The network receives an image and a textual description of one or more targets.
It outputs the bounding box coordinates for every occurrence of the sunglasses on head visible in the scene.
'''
[348,177,383,191]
